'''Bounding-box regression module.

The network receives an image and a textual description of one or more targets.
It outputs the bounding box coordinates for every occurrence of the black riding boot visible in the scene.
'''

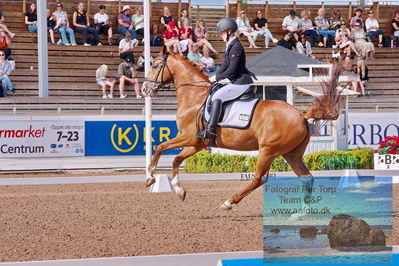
[196,99,222,141]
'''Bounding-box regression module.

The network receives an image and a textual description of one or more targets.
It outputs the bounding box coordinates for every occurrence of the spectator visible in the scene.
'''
[137,51,153,72]
[47,9,56,45]
[25,3,37,32]
[352,59,368,97]
[179,18,193,53]
[253,10,277,48]
[296,34,315,58]
[337,34,360,58]
[350,8,363,29]
[0,11,15,38]
[195,19,219,55]
[314,8,335,47]
[236,10,259,48]
[119,32,137,61]
[178,9,192,28]
[0,28,11,59]
[160,6,173,26]
[131,7,144,39]
[277,31,295,51]
[94,5,113,45]
[298,9,318,47]
[118,57,142,99]
[0,50,15,97]
[118,5,137,40]
[53,3,76,46]
[393,11,399,37]
[163,21,183,56]
[150,24,163,46]
[96,64,115,99]
[352,21,375,59]
[365,10,383,47]
[282,9,299,41]
[187,42,205,70]
[335,20,351,43]
[201,47,218,73]
[73,2,100,46]
[329,9,345,31]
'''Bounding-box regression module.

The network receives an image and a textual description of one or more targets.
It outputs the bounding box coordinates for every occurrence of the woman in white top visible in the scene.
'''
[94,5,113,45]
[131,7,144,37]
[296,34,315,58]
[236,10,259,48]
[53,3,76,45]
[365,10,383,47]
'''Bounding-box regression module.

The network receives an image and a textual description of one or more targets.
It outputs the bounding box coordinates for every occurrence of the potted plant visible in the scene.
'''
[374,136,399,170]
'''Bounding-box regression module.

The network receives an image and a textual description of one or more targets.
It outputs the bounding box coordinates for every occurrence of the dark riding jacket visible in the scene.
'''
[216,37,256,85]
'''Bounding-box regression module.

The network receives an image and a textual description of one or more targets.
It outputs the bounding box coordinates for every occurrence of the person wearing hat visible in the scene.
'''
[118,5,137,40]
[282,9,300,41]
[196,17,256,141]
[350,8,364,29]
[163,21,183,56]
[117,57,142,99]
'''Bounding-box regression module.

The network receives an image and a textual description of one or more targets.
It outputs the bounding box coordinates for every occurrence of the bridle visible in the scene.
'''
[143,53,212,96]
[143,53,170,94]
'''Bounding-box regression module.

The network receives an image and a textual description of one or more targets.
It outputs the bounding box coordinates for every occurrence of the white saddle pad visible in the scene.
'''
[204,98,259,129]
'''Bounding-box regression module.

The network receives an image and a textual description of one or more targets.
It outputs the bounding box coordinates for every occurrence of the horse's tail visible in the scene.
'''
[303,63,345,123]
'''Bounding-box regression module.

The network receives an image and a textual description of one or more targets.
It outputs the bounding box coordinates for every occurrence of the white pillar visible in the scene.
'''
[37,0,49,97]
[286,84,293,105]
[144,0,152,176]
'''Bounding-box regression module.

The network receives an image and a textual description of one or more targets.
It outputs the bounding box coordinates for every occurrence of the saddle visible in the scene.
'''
[203,83,260,129]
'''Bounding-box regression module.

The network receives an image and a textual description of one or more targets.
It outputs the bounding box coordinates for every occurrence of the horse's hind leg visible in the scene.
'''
[171,146,204,201]
[221,149,276,210]
[282,134,314,219]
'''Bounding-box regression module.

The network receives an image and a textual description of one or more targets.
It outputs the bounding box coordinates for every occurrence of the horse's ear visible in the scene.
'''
[169,49,175,56]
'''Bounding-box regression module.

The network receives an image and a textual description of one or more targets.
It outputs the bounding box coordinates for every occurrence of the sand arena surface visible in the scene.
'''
[0,181,397,262]
[0,180,263,262]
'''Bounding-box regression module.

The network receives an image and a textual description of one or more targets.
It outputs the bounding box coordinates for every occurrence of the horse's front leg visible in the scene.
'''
[170,146,205,201]
[145,135,197,187]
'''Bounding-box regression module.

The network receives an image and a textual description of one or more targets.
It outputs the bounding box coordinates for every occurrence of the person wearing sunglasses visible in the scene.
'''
[0,51,15,97]
[365,10,384,47]
[329,9,345,31]
[236,10,259,48]
[253,10,277,48]
[277,31,295,51]
[351,20,375,59]
[53,3,77,45]
[350,8,364,29]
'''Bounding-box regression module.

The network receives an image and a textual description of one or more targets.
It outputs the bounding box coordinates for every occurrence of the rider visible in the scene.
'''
[196,17,256,141]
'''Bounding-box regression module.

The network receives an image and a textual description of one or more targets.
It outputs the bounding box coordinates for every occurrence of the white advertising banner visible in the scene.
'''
[0,121,85,158]
[348,112,399,149]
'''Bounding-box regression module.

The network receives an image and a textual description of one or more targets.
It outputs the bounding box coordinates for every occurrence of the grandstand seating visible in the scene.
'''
[0,0,398,115]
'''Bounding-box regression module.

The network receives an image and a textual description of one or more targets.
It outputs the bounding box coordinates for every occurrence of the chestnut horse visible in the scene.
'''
[143,51,343,210]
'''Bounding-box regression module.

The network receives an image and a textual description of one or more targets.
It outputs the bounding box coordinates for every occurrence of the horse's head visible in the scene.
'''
[142,50,174,97]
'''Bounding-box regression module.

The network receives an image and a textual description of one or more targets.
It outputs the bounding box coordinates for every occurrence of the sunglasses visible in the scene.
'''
[0,54,5,56]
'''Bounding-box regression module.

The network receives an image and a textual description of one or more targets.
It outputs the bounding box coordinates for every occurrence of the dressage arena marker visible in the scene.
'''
[149,174,172,193]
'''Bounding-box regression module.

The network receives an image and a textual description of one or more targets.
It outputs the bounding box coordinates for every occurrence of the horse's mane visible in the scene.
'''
[170,54,210,81]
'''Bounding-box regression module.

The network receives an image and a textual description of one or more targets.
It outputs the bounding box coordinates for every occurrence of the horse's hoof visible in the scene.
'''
[176,188,186,201]
[219,201,233,211]
[145,177,156,187]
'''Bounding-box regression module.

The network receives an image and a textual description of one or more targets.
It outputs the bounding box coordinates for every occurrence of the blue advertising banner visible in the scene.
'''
[85,121,180,156]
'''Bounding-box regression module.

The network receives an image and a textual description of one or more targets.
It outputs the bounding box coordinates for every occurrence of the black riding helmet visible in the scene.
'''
[216,17,238,33]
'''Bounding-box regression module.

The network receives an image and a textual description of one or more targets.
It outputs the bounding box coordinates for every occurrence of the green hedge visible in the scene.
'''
[184,148,373,173]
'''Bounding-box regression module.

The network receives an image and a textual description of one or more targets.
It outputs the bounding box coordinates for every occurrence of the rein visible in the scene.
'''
[144,53,212,91]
